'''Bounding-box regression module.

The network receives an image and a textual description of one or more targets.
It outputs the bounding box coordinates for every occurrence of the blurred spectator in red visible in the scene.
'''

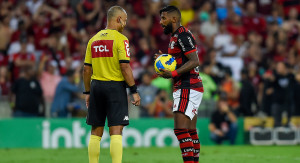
[226,14,246,37]
[244,43,263,65]
[282,8,300,47]
[31,11,50,52]
[273,42,288,62]
[242,2,267,36]
[11,37,35,81]
[277,0,300,18]
[244,0,277,16]
[11,66,44,117]
[76,0,101,28]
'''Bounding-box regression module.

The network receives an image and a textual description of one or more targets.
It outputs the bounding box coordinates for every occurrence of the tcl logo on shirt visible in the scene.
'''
[91,40,113,58]
[124,40,130,57]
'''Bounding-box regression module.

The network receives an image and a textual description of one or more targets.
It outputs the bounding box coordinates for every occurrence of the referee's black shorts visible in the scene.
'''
[86,80,129,127]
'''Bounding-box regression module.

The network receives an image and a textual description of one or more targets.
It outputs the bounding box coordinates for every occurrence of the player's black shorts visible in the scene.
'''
[86,80,129,127]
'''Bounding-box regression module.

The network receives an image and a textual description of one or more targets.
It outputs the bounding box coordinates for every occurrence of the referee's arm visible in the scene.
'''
[120,63,141,106]
[83,64,92,93]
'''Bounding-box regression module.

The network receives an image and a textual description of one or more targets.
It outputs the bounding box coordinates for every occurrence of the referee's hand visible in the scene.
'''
[131,93,141,106]
[85,95,90,108]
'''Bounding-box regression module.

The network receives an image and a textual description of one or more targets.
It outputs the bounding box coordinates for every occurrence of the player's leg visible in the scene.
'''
[188,116,200,163]
[187,90,203,163]
[173,89,194,163]
[174,112,194,163]
[106,81,129,163]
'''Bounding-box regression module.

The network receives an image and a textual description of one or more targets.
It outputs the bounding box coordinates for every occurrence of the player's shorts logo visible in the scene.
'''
[192,108,197,115]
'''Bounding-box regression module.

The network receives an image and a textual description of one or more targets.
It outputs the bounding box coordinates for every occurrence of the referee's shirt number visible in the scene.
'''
[124,40,130,57]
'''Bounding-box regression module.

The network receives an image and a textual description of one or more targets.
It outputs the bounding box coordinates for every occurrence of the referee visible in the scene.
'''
[83,6,140,163]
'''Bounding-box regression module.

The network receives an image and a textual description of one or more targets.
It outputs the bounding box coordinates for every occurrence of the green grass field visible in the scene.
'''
[1,146,299,163]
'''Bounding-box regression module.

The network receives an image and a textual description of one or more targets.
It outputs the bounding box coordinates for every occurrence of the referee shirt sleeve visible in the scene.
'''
[117,38,130,63]
[84,39,92,66]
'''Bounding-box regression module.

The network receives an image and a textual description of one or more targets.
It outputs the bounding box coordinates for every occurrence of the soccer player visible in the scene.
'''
[156,6,203,163]
[83,6,141,163]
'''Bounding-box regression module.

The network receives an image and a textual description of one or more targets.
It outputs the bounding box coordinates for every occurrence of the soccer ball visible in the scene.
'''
[154,54,177,74]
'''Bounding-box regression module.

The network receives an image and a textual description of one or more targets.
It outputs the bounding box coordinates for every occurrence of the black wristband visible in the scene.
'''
[83,91,90,94]
[129,85,137,94]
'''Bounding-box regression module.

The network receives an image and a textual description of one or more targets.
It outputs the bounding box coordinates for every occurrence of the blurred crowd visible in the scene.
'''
[0,0,300,127]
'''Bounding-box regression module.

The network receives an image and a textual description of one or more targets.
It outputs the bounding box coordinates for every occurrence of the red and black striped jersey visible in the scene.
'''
[168,26,204,92]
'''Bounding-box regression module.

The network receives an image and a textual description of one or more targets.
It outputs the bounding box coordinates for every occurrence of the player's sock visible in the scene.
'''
[110,135,123,163]
[189,129,200,163]
[174,129,194,163]
[88,135,101,163]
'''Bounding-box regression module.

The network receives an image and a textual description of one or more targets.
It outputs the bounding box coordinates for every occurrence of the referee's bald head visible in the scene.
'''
[107,6,127,21]
[106,6,127,32]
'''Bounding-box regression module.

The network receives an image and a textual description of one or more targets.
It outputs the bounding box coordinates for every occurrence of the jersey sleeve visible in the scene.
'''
[117,37,130,63]
[178,33,197,55]
[84,39,92,66]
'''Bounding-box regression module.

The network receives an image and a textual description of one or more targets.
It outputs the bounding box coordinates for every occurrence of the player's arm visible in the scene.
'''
[83,65,92,92]
[160,33,199,78]
[173,51,199,75]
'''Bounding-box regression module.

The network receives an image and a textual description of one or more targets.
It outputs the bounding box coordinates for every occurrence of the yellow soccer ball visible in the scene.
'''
[154,54,177,74]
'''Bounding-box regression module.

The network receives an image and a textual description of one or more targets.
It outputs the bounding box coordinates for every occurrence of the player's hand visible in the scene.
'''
[158,68,172,79]
[154,50,163,60]
[85,94,90,109]
[131,93,141,106]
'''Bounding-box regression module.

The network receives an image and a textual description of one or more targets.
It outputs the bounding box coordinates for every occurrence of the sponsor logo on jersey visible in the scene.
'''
[91,40,113,58]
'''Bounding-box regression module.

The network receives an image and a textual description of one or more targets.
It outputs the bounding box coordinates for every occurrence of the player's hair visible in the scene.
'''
[159,5,181,20]
[107,6,126,21]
